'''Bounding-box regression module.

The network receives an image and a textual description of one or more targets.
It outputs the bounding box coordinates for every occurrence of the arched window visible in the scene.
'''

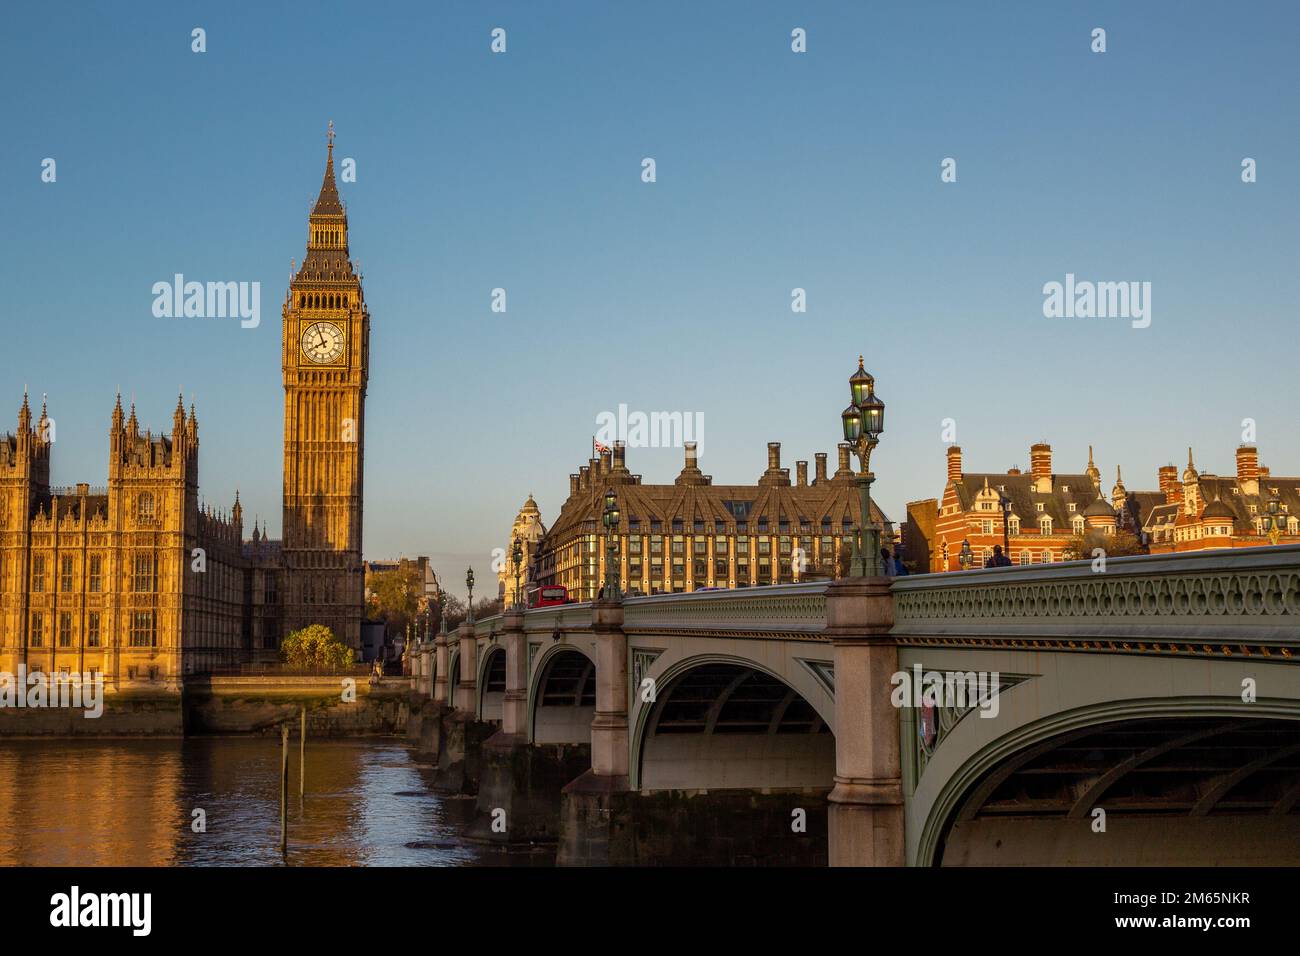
[137,492,154,521]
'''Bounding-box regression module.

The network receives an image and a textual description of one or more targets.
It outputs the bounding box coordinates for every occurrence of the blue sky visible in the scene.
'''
[3,2,1298,598]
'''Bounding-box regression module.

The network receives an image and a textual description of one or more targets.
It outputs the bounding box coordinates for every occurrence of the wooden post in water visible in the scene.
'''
[299,705,306,798]
[280,723,289,856]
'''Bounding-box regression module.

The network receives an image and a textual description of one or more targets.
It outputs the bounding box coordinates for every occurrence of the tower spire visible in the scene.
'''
[311,121,344,217]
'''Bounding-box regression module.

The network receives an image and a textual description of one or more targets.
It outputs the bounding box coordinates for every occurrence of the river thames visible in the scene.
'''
[0,738,548,866]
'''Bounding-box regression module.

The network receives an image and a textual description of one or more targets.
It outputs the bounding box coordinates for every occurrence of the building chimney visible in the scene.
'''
[946,445,962,481]
[814,452,828,484]
[796,460,808,486]
[1030,443,1052,494]
[1259,465,1271,479]
[767,442,781,472]
[1158,465,1179,504]
[1237,445,1259,494]
[599,449,612,475]
[676,441,705,486]
[613,440,627,472]
[579,465,590,491]
[780,467,790,486]
[569,473,579,497]
[835,443,852,479]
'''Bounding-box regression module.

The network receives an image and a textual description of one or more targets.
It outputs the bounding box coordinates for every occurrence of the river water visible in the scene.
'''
[0,738,548,867]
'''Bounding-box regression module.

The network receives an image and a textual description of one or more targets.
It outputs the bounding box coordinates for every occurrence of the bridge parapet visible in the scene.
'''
[620,581,829,639]
[891,544,1300,654]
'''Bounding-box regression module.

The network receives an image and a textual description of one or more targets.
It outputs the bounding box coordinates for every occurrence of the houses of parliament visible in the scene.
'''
[0,130,370,686]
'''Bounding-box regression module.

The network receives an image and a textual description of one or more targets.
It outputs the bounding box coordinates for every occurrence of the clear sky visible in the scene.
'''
[3,2,1298,599]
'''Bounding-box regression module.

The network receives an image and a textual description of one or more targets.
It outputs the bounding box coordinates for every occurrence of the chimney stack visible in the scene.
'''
[613,440,627,472]
[1158,464,1179,504]
[767,442,781,472]
[946,445,962,481]
[579,465,590,491]
[796,460,808,486]
[836,443,852,478]
[675,441,706,486]
[569,473,579,497]
[1259,465,1271,479]
[1030,442,1052,493]
[814,452,828,483]
[599,449,612,475]
[1237,445,1259,494]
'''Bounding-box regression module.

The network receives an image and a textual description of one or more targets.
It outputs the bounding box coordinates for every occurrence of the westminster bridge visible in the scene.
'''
[407,544,1300,865]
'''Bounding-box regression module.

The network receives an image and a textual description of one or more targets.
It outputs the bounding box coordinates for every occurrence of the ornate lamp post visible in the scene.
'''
[437,591,449,637]
[465,566,475,623]
[840,356,886,577]
[999,493,1012,559]
[1262,492,1285,545]
[601,489,621,600]
[511,535,524,609]
[958,537,973,570]
[941,540,949,572]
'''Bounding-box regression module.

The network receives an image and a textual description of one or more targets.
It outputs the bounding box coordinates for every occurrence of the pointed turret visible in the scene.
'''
[232,489,243,529]
[17,389,31,436]
[187,401,198,443]
[37,394,50,445]
[312,121,344,217]
[112,390,124,431]
[172,392,186,437]
[127,401,139,438]
[1085,445,1101,487]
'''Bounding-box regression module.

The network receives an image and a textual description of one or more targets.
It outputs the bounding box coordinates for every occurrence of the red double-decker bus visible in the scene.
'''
[528,585,569,608]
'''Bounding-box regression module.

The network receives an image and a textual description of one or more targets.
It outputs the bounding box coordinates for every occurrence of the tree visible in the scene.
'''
[281,624,354,669]
[365,565,422,638]
[1063,528,1146,561]
[442,595,500,630]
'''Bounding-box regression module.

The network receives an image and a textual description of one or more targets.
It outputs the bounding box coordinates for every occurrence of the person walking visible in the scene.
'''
[985,544,1012,568]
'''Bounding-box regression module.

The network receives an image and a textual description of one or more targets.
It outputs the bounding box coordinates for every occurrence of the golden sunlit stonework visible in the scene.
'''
[0,131,368,686]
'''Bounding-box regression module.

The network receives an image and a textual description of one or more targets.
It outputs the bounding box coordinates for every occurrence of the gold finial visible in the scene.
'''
[858,354,864,367]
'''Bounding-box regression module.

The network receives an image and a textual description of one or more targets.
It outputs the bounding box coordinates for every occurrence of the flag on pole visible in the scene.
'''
[593,436,609,455]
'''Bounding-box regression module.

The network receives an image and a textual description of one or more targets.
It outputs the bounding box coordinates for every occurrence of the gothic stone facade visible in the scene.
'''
[0,134,369,684]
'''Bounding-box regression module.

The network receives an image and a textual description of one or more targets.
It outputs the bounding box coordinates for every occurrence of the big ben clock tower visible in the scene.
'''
[281,123,369,649]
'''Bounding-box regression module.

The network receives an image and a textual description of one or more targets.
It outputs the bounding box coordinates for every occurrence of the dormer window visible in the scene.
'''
[1067,503,1076,513]
[1035,502,1045,513]
[1040,516,1053,534]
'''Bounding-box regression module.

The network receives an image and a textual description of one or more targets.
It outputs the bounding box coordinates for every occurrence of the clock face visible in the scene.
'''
[302,322,345,364]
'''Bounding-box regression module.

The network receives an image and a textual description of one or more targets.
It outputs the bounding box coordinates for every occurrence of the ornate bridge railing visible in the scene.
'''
[890,543,1300,658]
[620,582,829,641]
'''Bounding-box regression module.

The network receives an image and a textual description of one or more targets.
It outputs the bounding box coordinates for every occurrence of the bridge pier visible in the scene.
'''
[471,609,590,844]
[558,599,632,865]
[431,621,494,794]
[433,631,450,705]
[825,577,905,867]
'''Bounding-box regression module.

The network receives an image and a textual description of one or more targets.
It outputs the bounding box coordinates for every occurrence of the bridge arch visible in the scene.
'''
[478,644,506,722]
[917,698,1300,866]
[630,654,835,792]
[528,643,596,745]
[447,648,460,701]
